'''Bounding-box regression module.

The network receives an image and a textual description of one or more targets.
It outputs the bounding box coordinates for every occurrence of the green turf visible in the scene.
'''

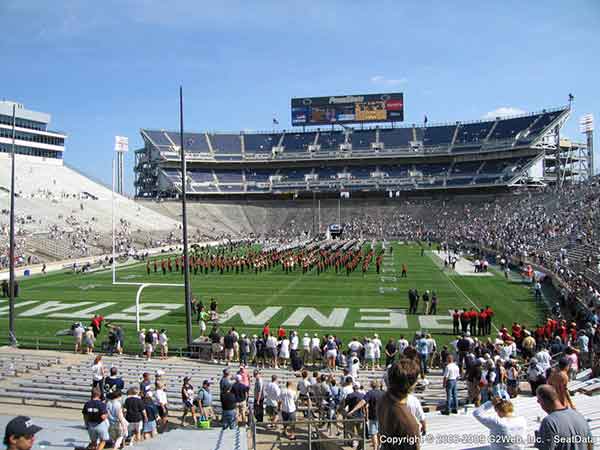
[0,243,549,351]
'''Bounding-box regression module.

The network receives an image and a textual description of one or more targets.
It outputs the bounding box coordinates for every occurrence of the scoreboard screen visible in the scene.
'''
[291,93,404,126]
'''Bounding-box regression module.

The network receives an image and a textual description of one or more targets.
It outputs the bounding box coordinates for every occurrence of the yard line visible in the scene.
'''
[431,254,500,333]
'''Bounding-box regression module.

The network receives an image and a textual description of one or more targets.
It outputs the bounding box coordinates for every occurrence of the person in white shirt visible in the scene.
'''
[364,339,376,371]
[500,339,516,361]
[407,393,427,434]
[348,338,363,356]
[473,395,527,450]
[279,336,290,368]
[372,334,382,369]
[155,381,169,431]
[311,334,322,365]
[279,381,298,440]
[425,334,437,369]
[73,323,85,353]
[159,329,169,359]
[302,333,311,364]
[266,334,278,368]
[397,336,409,355]
[348,354,360,380]
[263,375,281,428]
[138,329,146,355]
[442,355,460,414]
[535,348,551,374]
[290,331,299,361]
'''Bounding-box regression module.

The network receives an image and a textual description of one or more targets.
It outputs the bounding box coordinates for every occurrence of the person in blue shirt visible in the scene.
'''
[82,388,109,450]
[416,333,429,379]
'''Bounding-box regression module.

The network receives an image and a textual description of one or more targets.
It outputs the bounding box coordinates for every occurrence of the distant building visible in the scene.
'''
[0,100,66,163]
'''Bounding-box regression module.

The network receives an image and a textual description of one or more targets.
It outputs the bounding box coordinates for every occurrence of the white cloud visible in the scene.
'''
[370,75,408,86]
[483,107,526,119]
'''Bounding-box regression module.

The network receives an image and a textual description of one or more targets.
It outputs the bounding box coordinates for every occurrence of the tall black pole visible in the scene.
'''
[8,104,17,346]
[179,87,193,348]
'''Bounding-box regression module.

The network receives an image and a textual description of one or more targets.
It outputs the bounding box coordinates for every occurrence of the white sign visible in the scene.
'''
[114,136,129,153]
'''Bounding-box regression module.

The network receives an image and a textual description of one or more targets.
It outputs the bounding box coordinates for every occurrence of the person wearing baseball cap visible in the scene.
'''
[3,416,42,450]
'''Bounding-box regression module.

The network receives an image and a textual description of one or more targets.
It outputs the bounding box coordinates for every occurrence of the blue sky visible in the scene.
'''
[1,0,599,192]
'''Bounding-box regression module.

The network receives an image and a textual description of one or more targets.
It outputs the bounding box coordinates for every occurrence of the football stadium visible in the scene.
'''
[1,3,599,450]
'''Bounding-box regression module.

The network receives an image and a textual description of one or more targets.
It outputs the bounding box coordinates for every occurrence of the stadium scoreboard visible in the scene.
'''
[291,93,404,126]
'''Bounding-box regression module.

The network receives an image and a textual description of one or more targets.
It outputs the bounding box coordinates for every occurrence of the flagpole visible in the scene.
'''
[8,104,17,346]
[179,86,193,349]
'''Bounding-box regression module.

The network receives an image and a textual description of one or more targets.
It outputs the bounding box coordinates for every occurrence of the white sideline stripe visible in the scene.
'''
[433,256,499,333]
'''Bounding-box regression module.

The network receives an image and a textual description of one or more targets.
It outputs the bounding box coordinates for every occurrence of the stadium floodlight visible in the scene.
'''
[580,114,594,133]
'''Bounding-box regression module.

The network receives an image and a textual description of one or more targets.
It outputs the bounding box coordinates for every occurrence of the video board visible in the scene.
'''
[291,93,404,126]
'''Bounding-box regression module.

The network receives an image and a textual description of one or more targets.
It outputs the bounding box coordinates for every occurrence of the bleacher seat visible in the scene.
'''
[164,131,210,152]
[422,125,456,146]
[379,127,413,148]
[281,132,316,152]
[349,130,377,149]
[210,134,241,154]
[243,133,280,153]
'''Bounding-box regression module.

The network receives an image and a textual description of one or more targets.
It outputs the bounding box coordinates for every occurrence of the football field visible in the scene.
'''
[0,243,548,351]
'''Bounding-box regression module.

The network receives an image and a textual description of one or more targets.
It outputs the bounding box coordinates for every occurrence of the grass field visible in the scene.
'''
[0,243,549,351]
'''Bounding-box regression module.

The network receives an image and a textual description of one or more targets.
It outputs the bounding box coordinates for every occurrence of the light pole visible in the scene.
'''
[8,104,17,346]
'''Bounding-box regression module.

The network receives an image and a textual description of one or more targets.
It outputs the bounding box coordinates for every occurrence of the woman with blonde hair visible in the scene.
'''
[473,395,527,450]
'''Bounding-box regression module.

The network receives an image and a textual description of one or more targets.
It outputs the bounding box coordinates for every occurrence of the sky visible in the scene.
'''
[1,0,599,193]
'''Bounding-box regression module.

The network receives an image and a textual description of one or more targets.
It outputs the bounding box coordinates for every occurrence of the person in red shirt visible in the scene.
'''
[512,322,522,344]
[484,306,494,335]
[452,309,460,335]
[557,320,568,344]
[536,325,546,347]
[460,310,469,334]
[262,322,270,340]
[478,309,487,336]
[278,326,286,339]
[90,314,105,338]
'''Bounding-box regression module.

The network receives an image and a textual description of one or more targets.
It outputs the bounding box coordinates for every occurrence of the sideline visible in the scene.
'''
[427,252,499,333]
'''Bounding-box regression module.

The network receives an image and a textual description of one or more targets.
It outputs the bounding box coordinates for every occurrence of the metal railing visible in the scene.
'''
[248,396,368,450]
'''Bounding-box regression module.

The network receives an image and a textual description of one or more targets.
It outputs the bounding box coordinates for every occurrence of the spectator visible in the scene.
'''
[180,377,197,427]
[124,387,147,443]
[3,416,42,450]
[442,354,460,415]
[231,374,250,425]
[155,381,169,431]
[473,394,527,450]
[547,358,576,409]
[196,380,214,422]
[263,375,281,428]
[385,338,397,367]
[377,359,421,450]
[535,385,592,450]
[527,358,546,396]
[279,380,298,440]
[253,370,264,423]
[104,367,124,395]
[91,355,105,398]
[106,390,127,450]
[221,384,238,430]
[143,393,159,439]
[342,384,365,447]
[139,372,153,398]
[82,388,109,450]
[73,322,85,353]
[348,380,384,450]
[158,329,169,359]
[84,327,96,354]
